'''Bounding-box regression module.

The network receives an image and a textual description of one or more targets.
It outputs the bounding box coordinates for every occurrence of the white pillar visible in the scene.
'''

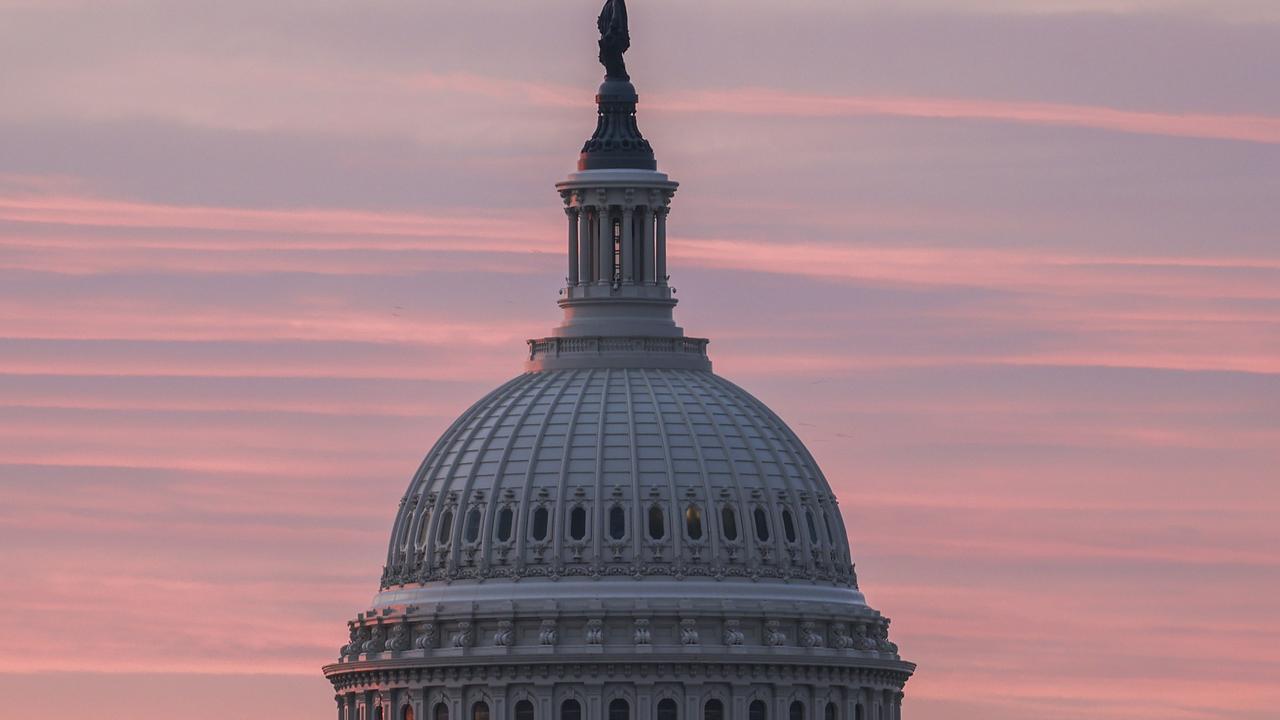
[642,208,656,284]
[655,207,669,284]
[566,208,580,286]
[621,206,636,283]
[579,208,593,285]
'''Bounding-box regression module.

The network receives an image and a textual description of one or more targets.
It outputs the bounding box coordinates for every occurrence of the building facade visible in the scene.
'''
[323,5,914,719]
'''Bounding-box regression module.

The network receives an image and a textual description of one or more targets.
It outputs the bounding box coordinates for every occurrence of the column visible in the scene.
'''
[655,207,669,284]
[579,207,593,284]
[566,207,580,286]
[642,207,656,284]
[598,206,613,285]
[621,205,635,283]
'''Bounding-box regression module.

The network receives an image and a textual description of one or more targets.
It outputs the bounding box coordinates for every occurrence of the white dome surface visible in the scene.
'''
[380,367,860,598]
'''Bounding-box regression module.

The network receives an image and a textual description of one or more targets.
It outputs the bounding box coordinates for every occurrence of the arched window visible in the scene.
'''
[514,701,535,720]
[753,507,770,541]
[704,699,724,720]
[569,506,588,541]
[789,701,804,720]
[403,707,415,720]
[721,506,738,541]
[823,512,835,543]
[608,698,630,720]
[855,704,864,720]
[496,507,514,542]
[806,509,820,544]
[436,510,454,545]
[434,703,449,720]
[657,699,678,720]
[685,505,704,540]
[471,702,489,720]
[648,505,666,540]
[375,707,384,720]
[749,700,768,720]
[609,505,627,540]
[825,702,838,720]
[464,507,482,543]
[782,508,797,543]
[560,699,582,720]
[531,506,549,541]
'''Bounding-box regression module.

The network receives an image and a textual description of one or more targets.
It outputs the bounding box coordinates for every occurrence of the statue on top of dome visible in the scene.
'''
[598,0,630,80]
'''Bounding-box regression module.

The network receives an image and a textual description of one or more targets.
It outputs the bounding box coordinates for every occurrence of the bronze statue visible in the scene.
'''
[598,0,630,80]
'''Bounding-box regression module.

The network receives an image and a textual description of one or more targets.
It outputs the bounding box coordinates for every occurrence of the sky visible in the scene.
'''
[1,0,1278,718]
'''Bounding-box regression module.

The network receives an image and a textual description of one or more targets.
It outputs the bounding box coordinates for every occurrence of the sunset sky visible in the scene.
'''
[2,1,1278,718]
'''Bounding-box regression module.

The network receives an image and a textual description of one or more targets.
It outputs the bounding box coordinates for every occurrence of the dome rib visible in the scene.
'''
[728,372,856,572]
[506,369,580,577]
[653,370,735,570]
[480,367,567,576]
[679,370,775,572]
[387,374,528,578]
[705,372,818,578]
[642,368,688,565]
[621,369,644,563]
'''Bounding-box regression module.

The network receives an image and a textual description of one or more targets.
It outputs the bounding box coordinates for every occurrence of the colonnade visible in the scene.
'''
[564,202,668,288]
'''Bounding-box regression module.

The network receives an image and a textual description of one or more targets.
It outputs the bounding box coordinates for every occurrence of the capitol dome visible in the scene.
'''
[324,4,913,720]
[378,367,859,593]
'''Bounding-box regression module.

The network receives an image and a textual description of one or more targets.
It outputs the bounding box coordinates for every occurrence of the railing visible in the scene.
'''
[528,336,710,361]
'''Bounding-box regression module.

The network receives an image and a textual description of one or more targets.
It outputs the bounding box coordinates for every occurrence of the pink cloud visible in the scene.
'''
[396,71,1280,145]
[652,88,1280,145]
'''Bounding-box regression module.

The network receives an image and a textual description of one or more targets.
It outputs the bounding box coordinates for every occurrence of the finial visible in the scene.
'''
[597,0,630,81]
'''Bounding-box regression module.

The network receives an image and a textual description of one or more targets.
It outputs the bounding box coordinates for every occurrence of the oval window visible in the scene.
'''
[496,507,514,542]
[685,505,704,540]
[436,510,454,545]
[648,505,666,540]
[806,509,819,544]
[570,506,588,541]
[782,508,797,543]
[417,508,432,548]
[609,505,627,540]
[531,506,549,541]
[753,507,770,542]
[464,507,482,543]
[721,506,738,541]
